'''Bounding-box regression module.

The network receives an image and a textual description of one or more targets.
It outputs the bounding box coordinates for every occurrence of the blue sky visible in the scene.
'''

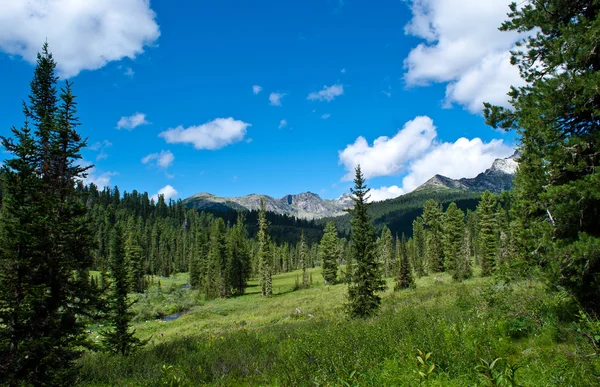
[0,0,521,202]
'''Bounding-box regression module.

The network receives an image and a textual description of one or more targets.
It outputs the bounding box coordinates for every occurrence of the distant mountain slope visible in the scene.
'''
[183,191,353,220]
[415,152,519,193]
[183,152,518,224]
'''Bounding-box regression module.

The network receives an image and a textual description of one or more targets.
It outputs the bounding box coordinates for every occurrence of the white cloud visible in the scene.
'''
[401,137,512,192]
[253,85,263,94]
[124,67,135,78]
[307,84,344,102]
[79,162,118,188]
[0,0,160,78]
[278,119,288,129]
[142,150,174,169]
[368,185,405,203]
[269,92,286,106]
[340,68,346,74]
[339,115,514,192]
[403,0,525,113]
[89,140,112,161]
[151,185,178,202]
[321,113,331,120]
[339,116,437,181]
[159,117,251,150]
[117,112,149,130]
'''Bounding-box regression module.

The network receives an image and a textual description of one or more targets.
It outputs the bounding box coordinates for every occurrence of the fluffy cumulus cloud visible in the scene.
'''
[151,185,178,202]
[368,185,405,203]
[78,160,118,188]
[0,0,160,78]
[307,84,344,102]
[142,150,174,169]
[403,0,525,113]
[117,112,150,130]
[339,115,514,197]
[159,118,251,150]
[339,116,437,181]
[400,137,512,192]
[278,119,288,129]
[252,85,263,94]
[269,92,286,106]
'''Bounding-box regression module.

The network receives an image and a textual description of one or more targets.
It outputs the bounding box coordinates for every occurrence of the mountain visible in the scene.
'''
[183,152,518,221]
[415,152,519,193]
[183,191,352,220]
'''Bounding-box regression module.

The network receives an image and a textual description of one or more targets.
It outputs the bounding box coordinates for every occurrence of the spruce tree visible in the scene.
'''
[379,225,394,277]
[257,199,272,297]
[477,191,499,276]
[395,234,415,290]
[320,221,339,285]
[442,203,466,278]
[101,228,144,356]
[228,212,251,296]
[484,1,600,311]
[412,217,426,276]
[0,43,96,385]
[299,230,310,288]
[347,166,386,318]
[422,199,445,272]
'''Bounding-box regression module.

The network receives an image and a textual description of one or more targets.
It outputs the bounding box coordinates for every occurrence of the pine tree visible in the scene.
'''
[320,221,339,285]
[379,225,394,277]
[484,1,600,312]
[477,191,499,276]
[257,199,272,297]
[299,230,310,288]
[101,228,144,356]
[347,166,386,318]
[442,203,466,278]
[422,199,445,272]
[228,212,251,296]
[395,234,415,290]
[412,217,426,276]
[0,44,96,385]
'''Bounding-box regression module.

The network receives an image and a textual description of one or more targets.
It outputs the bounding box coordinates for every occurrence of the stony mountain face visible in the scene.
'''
[184,153,518,220]
[183,191,353,220]
[415,152,519,193]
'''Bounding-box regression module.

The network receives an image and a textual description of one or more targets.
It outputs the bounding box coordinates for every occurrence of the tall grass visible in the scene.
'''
[78,271,600,386]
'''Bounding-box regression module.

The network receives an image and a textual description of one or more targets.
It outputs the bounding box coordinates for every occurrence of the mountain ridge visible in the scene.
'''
[183,152,519,219]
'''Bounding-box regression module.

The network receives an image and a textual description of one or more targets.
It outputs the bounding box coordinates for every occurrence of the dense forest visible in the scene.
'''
[1,1,600,385]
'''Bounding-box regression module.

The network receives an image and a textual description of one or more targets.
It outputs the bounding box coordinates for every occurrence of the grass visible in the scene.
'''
[78,268,600,386]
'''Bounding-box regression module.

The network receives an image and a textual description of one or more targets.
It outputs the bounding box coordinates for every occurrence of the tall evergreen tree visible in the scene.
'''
[101,228,144,356]
[0,44,96,385]
[442,203,466,277]
[320,222,339,285]
[422,199,445,272]
[347,166,386,318]
[412,217,426,276]
[228,212,251,296]
[484,1,600,312]
[395,234,415,290]
[379,225,394,277]
[257,199,273,297]
[299,230,310,288]
[477,191,499,276]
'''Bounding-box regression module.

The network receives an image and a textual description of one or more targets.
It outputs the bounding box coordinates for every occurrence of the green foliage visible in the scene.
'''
[299,230,310,288]
[484,0,600,313]
[0,43,96,385]
[423,199,445,272]
[442,203,465,276]
[257,199,273,297]
[101,228,145,356]
[477,192,499,276]
[395,234,414,291]
[320,222,339,285]
[347,166,387,318]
